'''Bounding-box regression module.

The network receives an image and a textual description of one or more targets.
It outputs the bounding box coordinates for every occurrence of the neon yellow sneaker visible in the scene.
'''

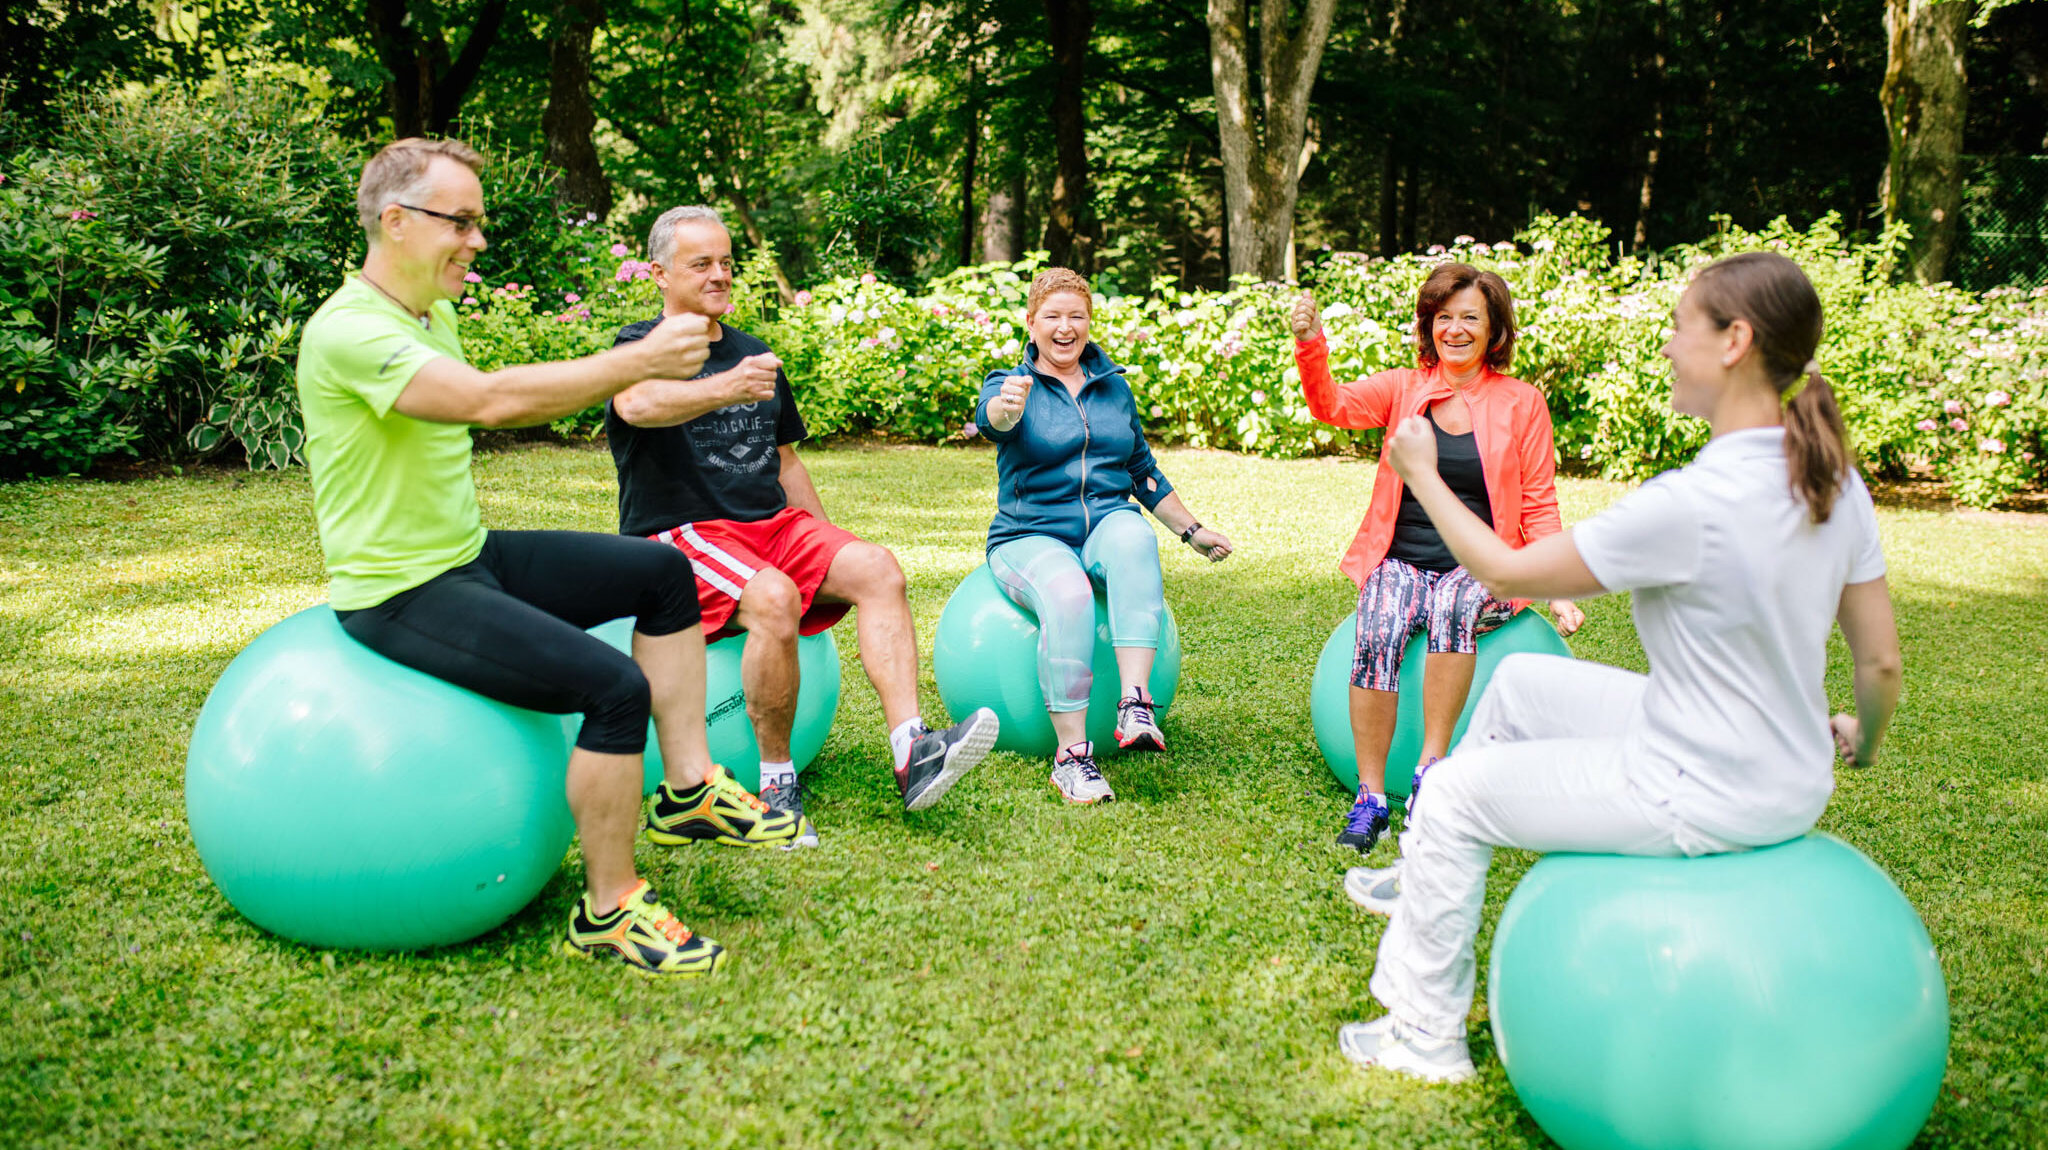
[562,880,723,976]
[646,763,812,848]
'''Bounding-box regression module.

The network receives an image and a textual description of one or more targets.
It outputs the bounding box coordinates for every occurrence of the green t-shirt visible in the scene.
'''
[296,275,487,610]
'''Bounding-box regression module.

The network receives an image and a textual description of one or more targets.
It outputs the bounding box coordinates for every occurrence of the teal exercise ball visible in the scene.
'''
[184,607,576,952]
[1488,834,1949,1150]
[1310,606,1570,799]
[573,618,841,794]
[932,564,1181,757]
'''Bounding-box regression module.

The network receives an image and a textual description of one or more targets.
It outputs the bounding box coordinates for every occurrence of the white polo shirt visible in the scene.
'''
[1573,427,1887,846]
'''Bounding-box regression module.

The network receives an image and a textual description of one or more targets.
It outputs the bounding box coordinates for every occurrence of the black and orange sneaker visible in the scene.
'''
[646,763,811,848]
[562,880,724,976]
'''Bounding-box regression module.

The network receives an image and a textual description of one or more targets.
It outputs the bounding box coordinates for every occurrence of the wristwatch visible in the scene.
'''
[1180,521,1203,546]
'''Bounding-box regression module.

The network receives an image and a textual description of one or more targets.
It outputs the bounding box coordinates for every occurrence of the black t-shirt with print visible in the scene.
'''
[607,319,808,535]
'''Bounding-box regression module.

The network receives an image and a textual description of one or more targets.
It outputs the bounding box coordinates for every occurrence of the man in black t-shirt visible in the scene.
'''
[610,207,996,842]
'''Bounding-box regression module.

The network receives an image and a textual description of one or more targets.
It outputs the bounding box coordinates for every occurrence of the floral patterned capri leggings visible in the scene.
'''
[1351,557,1517,692]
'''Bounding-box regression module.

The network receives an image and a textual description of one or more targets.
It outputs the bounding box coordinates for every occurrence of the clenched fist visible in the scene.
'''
[641,312,713,381]
[1289,290,1323,342]
[725,352,780,405]
[988,372,1034,431]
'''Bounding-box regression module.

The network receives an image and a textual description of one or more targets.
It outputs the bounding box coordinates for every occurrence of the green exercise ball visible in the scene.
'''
[1310,606,1570,799]
[932,564,1181,757]
[184,607,576,952]
[572,618,841,794]
[1489,834,1949,1150]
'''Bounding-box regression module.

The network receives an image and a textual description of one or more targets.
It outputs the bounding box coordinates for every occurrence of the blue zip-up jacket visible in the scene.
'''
[974,341,1175,554]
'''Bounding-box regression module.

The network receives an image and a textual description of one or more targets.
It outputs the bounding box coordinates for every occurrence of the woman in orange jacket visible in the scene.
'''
[1291,262,1584,856]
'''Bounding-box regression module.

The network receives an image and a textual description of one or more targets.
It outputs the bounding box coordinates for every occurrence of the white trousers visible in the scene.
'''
[1367,654,1741,1039]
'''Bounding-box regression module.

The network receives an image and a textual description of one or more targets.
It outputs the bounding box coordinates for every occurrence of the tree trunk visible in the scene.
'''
[982,166,1025,263]
[1043,0,1095,271]
[366,0,510,138]
[1379,140,1400,258]
[1632,0,1667,253]
[542,0,611,219]
[1207,0,1338,281]
[1882,0,1971,283]
[961,60,980,268]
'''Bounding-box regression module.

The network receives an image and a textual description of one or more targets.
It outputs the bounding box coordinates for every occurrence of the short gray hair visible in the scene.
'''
[648,205,726,267]
[357,138,483,240]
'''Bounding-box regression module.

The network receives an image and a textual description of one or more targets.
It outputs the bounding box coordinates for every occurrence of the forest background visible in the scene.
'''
[3,0,2048,502]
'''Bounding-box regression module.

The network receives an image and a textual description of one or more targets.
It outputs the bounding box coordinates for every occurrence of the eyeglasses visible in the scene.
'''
[398,203,490,235]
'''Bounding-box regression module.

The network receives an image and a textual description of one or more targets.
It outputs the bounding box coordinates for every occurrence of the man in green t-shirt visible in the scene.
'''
[297,137,810,978]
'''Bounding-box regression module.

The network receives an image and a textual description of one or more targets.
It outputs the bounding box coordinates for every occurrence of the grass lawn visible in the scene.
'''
[2,442,2045,1148]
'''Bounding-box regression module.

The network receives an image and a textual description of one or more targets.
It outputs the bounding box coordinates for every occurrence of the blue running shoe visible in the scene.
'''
[1336,789,1391,853]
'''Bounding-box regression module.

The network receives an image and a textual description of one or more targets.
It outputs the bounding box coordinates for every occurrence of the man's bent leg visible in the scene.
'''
[732,569,803,763]
[817,541,920,733]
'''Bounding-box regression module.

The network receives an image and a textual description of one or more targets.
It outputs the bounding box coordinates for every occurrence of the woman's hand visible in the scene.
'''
[1189,527,1234,563]
[988,373,1033,432]
[1831,713,1873,767]
[1385,414,1438,482]
[1547,599,1585,636]
[1289,290,1322,341]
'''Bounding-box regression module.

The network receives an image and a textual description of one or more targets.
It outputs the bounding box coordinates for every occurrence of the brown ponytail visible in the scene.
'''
[1687,252,1855,523]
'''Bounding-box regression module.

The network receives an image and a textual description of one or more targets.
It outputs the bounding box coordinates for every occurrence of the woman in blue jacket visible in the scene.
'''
[975,267,1235,804]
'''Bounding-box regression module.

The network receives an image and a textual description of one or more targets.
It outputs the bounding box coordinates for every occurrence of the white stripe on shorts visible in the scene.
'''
[665,523,752,601]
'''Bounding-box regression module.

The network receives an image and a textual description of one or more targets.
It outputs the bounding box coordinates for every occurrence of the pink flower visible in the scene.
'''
[610,243,630,257]
[1943,399,1963,414]
[1981,438,2007,454]
[565,292,581,304]
[1950,418,1970,432]
[861,273,878,285]
[464,271,482,283]
[68,209,98,221]
[614,260,653,282]
[2021,451,2036,462]
[1915,419,1939,432]
[860,337,878,349]
[1986,390,2012,407]
[1427,244,1446,255]
[462,296,477,307]
[1250,390,1268,405]
[794,290,813,305]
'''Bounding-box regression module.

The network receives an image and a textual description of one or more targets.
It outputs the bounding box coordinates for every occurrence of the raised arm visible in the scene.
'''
[613,353,780,428]
[1290,290,1401,430]
[1385,414,1606,601]
[394,313,711,428]
[1830,577,1904,767]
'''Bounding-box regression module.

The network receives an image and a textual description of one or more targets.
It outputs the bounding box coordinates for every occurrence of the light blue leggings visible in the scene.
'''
[987,510,1164,713]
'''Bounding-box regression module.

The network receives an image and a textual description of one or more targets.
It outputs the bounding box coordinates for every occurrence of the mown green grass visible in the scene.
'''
[2,443,2044,1148]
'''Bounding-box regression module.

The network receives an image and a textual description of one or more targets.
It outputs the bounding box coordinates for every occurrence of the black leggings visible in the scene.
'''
[335,530,701,754]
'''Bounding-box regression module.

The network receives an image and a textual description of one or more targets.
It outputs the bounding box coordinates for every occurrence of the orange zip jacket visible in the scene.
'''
[1295,331,1563,607]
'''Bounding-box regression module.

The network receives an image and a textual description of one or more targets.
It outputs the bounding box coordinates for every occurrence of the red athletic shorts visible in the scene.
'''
[648,507,860,641]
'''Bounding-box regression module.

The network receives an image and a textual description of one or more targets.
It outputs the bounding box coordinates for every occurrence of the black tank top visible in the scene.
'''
[1385,407,1493,573]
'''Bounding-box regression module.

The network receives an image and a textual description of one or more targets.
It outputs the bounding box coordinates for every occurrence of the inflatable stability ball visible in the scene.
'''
[570,617,841,795]
[1489,834,1949,1150]
[184,607,576,952]
[932,564,1181,757]
[1310,607,1570,799]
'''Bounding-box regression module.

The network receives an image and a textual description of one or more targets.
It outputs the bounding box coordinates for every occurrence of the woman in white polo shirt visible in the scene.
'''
[1334,250,1905,1083]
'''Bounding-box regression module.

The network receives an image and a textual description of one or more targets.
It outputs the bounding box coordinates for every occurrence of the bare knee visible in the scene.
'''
[832,542,906,604]
[737,569,802,641]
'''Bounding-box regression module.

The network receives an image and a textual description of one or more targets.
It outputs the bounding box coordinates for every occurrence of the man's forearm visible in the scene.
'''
[469,342,661,428]
[614,369,744,428]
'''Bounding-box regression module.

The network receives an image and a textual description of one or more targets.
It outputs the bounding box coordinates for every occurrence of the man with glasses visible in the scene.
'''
[607,206,999,845]
[295,138,805,979]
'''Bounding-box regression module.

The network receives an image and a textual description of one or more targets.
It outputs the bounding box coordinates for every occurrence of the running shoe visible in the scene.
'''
[757,772,819,848]
[1336,789,1391,853]
[900,707,1000,812]
[1337,1014,1475,1084]
[1114,688,1166,752]
[1406,756,1443,817]
[562,880,724,977]
[1050,742,1114,805]
[1343,862,1402,916]
[646,764,812,848]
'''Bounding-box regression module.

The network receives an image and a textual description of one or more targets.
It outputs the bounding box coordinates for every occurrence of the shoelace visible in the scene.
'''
[1055,747,1104,781]
[1344,792,1387,834]
[1117,696,1155,724]
[617,885,694,944]
[708,771,770,814]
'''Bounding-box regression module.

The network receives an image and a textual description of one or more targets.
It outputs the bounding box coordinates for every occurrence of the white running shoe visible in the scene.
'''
[1337,1015,1475,1084]
[1344,861,1402,916]
[1050,742,1114,804]
[1114,689,1166,752]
